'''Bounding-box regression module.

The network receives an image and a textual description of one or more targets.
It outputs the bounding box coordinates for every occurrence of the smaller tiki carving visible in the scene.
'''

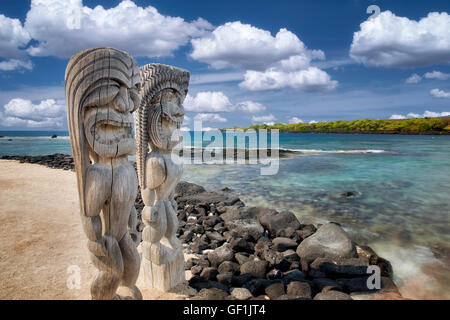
[136,63,189,291]
[65,47,142,300]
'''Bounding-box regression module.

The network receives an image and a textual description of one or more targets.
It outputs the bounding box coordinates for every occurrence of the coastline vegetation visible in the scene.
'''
[233,117,450,135]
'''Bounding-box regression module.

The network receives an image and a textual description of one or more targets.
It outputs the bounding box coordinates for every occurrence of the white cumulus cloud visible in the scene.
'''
[424,71,450,80]
[184,91,267,114]
[184,91,233,113]
[390,110,450,119]
[405,74,422,84]
[430,89,450,99]
[190,21,337,92]
[251,114,276,125]
[240,67,338,92]
[350,11,450,67]
[288,117,304,124]
[0,14,32,71]
[1,98,66,128]
[194,113,227,123]
[24,0,212,58]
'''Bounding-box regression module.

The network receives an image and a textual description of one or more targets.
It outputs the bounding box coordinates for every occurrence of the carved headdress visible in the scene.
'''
[136,64,190,189]
[65,47,139,217]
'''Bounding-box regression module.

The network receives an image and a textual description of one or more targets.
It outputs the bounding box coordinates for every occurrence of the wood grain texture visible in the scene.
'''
[65,47,142,300]
[136,63,189,291]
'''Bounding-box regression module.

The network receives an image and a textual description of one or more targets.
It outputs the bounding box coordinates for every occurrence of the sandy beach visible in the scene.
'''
[0,160,195,300]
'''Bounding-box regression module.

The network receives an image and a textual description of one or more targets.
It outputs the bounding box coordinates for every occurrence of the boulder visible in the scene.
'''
[244,279,274,296]
[225,219,264,241]
[192,288,229,300]
[216,272,233,285]
[282,269,305,285]
[296,223,356,263]
[218,261,240,275]
[230,238,254,253]
[272,237,298,252]
[188,276,229,293]
[314,291,352,300]
[265,282,285,300]
[235,252,251,265]
[207,243,234,267]
[231,288,253,300]
[175,181,205,197]
[240,260,268,279]
[286,281,312,299]
[258,210,301,237]
[231,273,253,287]
[200,267,219,281]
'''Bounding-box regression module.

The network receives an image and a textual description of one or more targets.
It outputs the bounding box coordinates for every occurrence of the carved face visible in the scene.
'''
[83,72,140,158]
[149,88,185,151]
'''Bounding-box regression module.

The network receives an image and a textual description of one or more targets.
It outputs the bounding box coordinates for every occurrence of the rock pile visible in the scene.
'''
[174,181,402,300]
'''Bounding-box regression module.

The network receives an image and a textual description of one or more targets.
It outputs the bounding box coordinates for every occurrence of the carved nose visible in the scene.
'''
[113,86,134,113]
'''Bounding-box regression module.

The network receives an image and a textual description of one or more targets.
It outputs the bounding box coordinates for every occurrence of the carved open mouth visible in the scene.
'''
[161,112,183,130]
[92,119,133,145]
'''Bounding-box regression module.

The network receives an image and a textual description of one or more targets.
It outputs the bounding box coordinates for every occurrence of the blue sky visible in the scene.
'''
[0,0,449,130]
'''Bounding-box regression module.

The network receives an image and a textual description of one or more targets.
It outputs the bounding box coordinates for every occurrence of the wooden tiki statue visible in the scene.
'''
[136,63,189,291]
[65,47,142,300]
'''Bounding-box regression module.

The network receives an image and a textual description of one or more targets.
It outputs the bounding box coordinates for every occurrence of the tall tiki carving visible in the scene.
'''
[65,47,142,300]
[136,64,189,291]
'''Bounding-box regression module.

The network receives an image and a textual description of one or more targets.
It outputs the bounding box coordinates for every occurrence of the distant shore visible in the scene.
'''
[231,117,450,135]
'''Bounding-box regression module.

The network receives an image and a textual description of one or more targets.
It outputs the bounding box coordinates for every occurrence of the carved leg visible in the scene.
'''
[89,234,123,300]
[140,201,184,291]
[117,232,142,300]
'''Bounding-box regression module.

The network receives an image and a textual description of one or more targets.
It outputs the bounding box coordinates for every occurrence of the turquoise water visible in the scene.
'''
[1,131,449,299]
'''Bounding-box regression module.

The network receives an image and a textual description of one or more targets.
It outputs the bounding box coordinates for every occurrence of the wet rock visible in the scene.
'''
[192,288,229,300]
[282,249,299,262]
[190,237,209,254]
[336,277,377,293]
[200,267,219,281]
[272,237,297,252]
[312,278,343,293]
[218,261,240,275]
[266,269,283,280]
[258,210,301,237]
[265,282,285,300]
[231,273,253,287]
[286,282,312,299]
[203,216,222,228]
[330,191,363,200]
[244,279,273,296]
[282,269,305,285]
[235,252,251,265]
[175,181,206,196]
[216,272,233,285]
[189,276,229,293]
[191,265,203,276]
[231,288,253,300]
[205,231,225,243]
[225,219,264,242]
[240,260,268,279]
[296,223,356,263]
[208,244,234,267]
[261,249,290,271]
[314,291,352,300]
[230,238,254,253]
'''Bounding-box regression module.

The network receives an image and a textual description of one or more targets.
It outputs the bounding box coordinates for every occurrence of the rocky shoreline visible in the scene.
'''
[1,154,404,300]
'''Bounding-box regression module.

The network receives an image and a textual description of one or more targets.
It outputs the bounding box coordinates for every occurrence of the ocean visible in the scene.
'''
[1,130,449,299]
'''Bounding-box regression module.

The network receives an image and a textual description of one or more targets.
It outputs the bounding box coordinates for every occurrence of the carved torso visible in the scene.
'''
[85,160,138,240]
[145,151,183,202]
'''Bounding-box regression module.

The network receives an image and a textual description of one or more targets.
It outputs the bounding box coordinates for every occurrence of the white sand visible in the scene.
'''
[0,160,195,300]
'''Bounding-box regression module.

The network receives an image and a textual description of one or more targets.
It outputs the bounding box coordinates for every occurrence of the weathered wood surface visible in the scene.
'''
[136,63,190,291]
[65,47,142,300]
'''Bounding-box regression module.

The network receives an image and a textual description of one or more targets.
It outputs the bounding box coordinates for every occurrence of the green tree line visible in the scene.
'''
[232,117,450,134]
